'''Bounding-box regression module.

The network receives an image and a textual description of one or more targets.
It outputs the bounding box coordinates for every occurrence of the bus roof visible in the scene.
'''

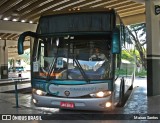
[40,8,116,18]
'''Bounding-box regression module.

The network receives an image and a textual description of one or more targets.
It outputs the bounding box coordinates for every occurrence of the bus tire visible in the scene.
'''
[129,72,135,90]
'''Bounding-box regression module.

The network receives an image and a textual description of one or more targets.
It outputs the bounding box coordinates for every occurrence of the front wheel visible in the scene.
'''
[117,77,125,107]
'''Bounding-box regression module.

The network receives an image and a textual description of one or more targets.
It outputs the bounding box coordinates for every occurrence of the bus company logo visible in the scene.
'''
[2,115,11,120]
[64,90,70,96]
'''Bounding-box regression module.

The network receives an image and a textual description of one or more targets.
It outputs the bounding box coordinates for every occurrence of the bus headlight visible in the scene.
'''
[90,90,112,98]
[33,89,47,96]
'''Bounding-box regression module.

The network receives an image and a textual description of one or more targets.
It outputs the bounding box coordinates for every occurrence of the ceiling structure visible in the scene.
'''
[0,0,145,58]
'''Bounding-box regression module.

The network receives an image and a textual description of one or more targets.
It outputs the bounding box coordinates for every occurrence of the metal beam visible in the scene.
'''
[122,13,145,25]
[129,0,145,4]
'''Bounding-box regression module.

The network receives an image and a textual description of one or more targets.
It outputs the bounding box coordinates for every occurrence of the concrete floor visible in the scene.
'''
[0,77,159,123]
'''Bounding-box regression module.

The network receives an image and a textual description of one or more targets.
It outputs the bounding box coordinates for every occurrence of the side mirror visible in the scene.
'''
[112,28,121,54]
[18,31,37,55]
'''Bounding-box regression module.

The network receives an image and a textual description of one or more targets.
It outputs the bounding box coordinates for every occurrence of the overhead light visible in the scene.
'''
[29,21,33,23]
[21,20,25,22]
[3,18,9,20]
[12,19,17,22]
[0,37,1,39]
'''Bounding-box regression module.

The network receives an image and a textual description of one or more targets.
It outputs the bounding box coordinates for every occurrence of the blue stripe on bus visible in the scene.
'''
[32,79,112,85]
[48,80,112,85]
[32,79,113,91]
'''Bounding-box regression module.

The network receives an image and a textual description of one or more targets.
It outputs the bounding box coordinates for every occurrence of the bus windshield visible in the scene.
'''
[32,35,112,81]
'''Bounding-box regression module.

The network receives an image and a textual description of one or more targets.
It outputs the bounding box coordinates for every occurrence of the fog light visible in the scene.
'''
[105,102,112,107]
[33,99,37,104]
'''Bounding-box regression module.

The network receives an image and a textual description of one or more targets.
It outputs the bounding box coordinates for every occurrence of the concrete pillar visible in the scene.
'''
[13,58,16,67]
[0,40,8,79]
[146,0,160,96]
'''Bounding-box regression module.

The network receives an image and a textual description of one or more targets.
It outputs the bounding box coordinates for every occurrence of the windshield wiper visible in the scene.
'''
[73,55,90,83]
[47,46,60,80]
[46,46,90,83]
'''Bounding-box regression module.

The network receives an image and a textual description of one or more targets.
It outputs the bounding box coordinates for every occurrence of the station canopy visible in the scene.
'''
[0,0,145,58]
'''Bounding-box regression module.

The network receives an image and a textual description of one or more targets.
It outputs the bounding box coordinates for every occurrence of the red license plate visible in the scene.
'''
[60,102,74,108]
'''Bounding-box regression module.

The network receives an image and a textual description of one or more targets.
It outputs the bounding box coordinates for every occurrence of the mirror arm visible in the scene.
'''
[18,31,37,55]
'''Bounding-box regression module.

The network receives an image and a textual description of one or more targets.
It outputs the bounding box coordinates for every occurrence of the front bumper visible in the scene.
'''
[32,93,112,111]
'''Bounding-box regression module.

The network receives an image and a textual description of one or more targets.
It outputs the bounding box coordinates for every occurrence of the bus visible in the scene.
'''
[18,9,135,111]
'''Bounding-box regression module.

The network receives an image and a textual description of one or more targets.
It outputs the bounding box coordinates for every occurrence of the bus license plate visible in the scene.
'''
[60,102,74,108]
